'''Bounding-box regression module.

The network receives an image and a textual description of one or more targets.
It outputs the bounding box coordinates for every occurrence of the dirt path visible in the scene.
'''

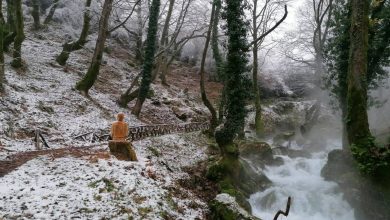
[0,145,108,177]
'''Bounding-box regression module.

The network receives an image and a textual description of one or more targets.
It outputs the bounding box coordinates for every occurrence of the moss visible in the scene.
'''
[148,146,161,157]
[138,207,152,218]
[146,88,155,98]
[56,51,70,66]
[209,200,238,220]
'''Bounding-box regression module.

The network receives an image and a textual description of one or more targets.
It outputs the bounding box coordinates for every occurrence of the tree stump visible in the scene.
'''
[108,141,138,161]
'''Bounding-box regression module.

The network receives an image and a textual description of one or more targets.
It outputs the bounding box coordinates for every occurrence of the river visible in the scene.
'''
[248,140,355,220]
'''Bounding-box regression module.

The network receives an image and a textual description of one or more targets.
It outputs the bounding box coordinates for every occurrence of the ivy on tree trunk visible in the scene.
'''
[132,0,160,117]
[215,0,250,149]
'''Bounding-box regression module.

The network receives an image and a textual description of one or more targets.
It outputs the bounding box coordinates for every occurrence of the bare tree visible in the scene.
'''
[282,0,333,79]
[199,0,218,135]
[31,0,41,29]
[154,0,208,85]
[0,4,5,93]
[76,0,114,95]
[56,0,93,66]
[11,0,25,68]
[249,0,288,135]
[44,0,60,24]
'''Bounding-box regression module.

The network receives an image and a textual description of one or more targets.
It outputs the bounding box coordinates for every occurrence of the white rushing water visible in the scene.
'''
[249,141,356,220]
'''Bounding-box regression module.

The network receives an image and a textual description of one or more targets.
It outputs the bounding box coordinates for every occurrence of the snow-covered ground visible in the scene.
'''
[0,23,214,219]
[0,133,209,219]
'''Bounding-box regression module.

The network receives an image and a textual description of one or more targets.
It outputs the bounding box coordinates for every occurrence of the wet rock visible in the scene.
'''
[321,149,390,220]
[272,147,311,158]
[239,141,280,167]
[171,106,190,121]
[209,193,261,220]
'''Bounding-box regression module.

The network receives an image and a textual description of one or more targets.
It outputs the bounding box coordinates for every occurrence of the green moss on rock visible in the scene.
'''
[209,193,261,220]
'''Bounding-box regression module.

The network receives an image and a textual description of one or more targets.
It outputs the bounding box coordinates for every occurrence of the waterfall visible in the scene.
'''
[249,140,355,220]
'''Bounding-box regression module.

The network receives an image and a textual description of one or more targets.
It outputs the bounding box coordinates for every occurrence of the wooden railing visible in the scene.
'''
[73,122,210,143]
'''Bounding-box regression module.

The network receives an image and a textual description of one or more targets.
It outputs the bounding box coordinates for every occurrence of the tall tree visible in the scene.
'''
[199,0,218,135]
[3,0,16,51]
[325,0,350,148]
[31,0,41,29]
[132,0,161,116]
[0,6,5,93]
[0,0,5,24]
[250,1,288,136]
[56,0,92,66]
[345,0,390,174]
[211,0,223,81]
[346,0,371,147]
[214,0,250,166]
[11,0,25,68]
[76,0,113,95]
[325,0,390,149]
[155,0,175,86]
[210,0,226,121]
[44,0,60,24]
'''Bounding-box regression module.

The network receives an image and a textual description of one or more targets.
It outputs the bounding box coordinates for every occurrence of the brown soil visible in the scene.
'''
[0,146,109,177]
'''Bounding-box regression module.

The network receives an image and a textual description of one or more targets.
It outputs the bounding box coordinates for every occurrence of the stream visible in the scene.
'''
[248,140,356,220]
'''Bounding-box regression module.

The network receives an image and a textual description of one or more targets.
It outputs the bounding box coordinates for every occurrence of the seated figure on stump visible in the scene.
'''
[111,113,128,141]
[109,113,138,161]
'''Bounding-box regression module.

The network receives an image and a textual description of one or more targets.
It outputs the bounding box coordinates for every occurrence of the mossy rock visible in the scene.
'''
[239,141,275,167]
[209,193,261,220]
[321,149,390,220]
[206,154,272,212]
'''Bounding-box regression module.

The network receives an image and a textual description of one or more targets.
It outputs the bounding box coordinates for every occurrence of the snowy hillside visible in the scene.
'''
[0,23,220,219]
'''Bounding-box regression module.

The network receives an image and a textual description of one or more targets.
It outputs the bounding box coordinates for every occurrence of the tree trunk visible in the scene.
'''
[118,72,141,107]
[0,13,5,93]
[76,0,113,94]
[31,0,40,30]
[211,0,223,81]
[252,0,264,136]
[56,0,92,66]
[132,0,160,117]
[215,0,249,152]
[154,0,175,84]
[346,0,372,147]
[10,0,24,68]
[5,0,14,28]
[0,0,5,24]
[3,0,15,51]
[44,0,60,24]
[135,1,143,62]
[199,0,218,135]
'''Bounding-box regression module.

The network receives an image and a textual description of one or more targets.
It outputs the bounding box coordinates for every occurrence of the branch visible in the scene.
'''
[249,5,288,47]
[273,196,292,220]
[108,0,141,33]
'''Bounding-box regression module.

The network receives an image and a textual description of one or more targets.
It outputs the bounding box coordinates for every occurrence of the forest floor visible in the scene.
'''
[0,24,221,219]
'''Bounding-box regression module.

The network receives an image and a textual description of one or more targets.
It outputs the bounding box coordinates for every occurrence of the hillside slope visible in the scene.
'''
[0,24,221,219]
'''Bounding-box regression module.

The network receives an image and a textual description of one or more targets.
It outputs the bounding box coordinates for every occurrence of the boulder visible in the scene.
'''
[209,193,262,220]
[321,149,390,220]
[239,141,281,167]
[108,141,138,161]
